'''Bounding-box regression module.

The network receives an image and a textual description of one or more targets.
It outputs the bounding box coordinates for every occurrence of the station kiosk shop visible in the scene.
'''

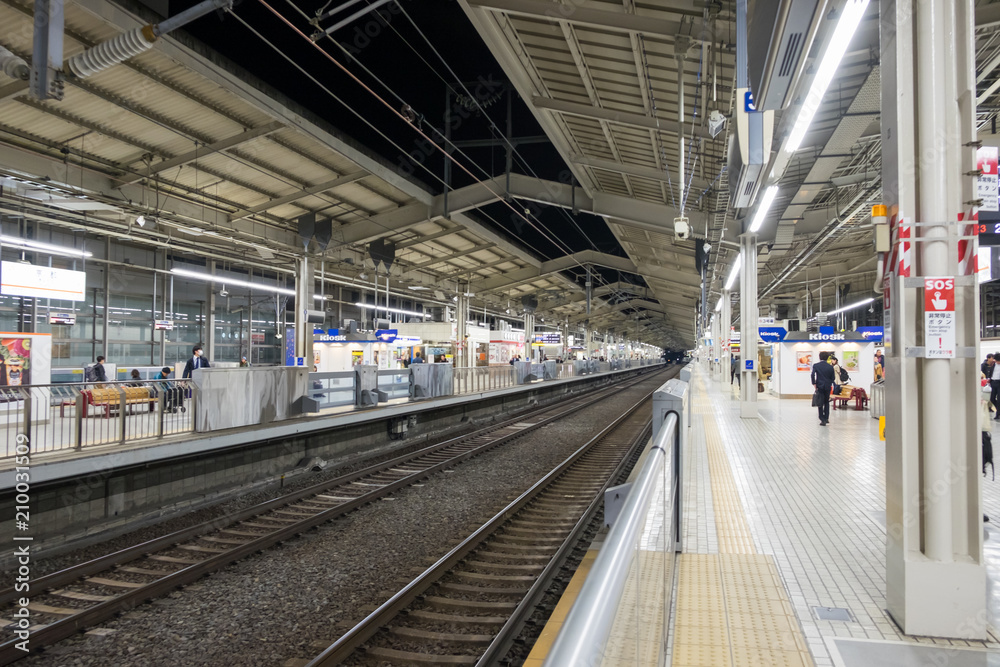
[766,326,879,399]
[312,328,402,371]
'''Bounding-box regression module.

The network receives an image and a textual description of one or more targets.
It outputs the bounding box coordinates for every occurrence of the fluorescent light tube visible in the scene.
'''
[1,235,92,258]
[354,302,427,319]
[785,0,871,152]
[724,255,742,291]
[715,297,723,312]
[827,297,874,316]
[172,267,324,300]
[748,186,779,233]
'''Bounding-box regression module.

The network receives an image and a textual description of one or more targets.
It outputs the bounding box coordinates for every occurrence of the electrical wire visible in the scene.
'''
[247,1,669,337]
[250,3,640,297]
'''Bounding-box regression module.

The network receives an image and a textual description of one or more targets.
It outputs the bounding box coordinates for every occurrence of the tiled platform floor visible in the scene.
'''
[524,364,1000,666]
[694,365,1000,666]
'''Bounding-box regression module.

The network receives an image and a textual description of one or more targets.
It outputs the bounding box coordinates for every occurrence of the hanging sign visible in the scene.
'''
[923,276,955,358]
[757,317,775,326]
[978,146,999,212]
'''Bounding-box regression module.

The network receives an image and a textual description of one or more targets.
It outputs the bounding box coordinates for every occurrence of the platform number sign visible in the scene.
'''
[923,276,955,359]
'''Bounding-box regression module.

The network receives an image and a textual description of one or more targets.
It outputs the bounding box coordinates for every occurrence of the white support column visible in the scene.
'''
[739,233,758,418]
[523,312,534,361]
[456,294,469,367]
[294,256,313,366]
[722,288,732,385]
[204,259,215,363]
[882,0,985,638]
[710,315,720,381]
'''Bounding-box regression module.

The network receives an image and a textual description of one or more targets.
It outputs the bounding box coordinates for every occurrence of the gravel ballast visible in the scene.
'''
[20,370,671,667]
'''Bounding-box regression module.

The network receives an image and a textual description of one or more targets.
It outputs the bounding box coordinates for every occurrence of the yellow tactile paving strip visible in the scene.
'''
[672,380,814,667]
[703,415,756,555]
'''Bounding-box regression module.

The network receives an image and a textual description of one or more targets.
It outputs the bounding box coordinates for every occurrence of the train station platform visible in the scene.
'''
[0,363,661,557]
[528,365,1000,666]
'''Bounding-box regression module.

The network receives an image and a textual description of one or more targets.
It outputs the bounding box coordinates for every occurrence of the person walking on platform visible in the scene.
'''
[411,353,424,364]
[983,353,995,379]
[990,352,1000,418]
[730,356,740,387]
[182,344,210,379]
[811,351,835,426]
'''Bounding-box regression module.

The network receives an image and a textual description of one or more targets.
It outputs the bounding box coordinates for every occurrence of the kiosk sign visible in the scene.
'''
[923,276,955,358]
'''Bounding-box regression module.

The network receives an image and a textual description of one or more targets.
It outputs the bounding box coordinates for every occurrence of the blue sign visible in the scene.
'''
[758,327,787,342]
[284,327,295,366]
[857,326,884,342]
[744,90,756,112]
[745,359,754,371]
[296,357,305,367]
[819,326,834,334]
[376,329,398,343]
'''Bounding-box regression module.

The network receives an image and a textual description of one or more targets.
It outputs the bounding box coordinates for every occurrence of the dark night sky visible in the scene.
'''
[170,0,635,273]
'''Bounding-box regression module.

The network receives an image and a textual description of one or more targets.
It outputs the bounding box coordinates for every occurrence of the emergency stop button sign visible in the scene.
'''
[924,276,955,359]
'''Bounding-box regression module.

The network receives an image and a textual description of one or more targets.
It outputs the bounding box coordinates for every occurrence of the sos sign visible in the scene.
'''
[923,277,955,312]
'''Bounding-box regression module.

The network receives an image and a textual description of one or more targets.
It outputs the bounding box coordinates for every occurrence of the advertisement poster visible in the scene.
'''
[796,351,812,372]
[0,338,32,387]
[842,350,859,372]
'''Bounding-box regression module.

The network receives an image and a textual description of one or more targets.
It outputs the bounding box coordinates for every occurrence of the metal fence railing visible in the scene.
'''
[870,380,885,420]
[310,372,356,410]
[453,366,517,395]
[542,377,684,667]
[377,369,410,400]
[0,380,195,459]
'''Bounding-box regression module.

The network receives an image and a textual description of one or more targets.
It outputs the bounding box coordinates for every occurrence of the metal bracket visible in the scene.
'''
[905,347,976,358]
[903,276,976,288]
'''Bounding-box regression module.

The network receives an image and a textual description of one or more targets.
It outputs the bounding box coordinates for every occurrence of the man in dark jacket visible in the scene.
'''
[182,345,210,379]
[811,351,836,426]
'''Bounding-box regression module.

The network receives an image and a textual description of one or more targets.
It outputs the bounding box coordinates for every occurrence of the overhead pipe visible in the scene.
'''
[0,45,29,81]
[65,0,232,78]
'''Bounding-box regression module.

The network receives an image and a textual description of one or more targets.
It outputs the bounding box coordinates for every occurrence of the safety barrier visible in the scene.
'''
[0,380,195,458]
[0,362,664,459]
[453,366,517,394]
[870,380,885,420]
[542,375,686,666]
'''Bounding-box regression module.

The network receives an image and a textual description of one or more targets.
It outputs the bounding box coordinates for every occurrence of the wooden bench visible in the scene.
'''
[84,387,153,418]
[832,386,855,410]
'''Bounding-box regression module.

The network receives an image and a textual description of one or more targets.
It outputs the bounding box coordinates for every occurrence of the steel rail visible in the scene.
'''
[0,366,665,664]
[306,375,667,666]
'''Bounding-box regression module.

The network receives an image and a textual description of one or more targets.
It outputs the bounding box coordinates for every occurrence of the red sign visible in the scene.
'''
[924,276,956,359]
[923,277,955,311]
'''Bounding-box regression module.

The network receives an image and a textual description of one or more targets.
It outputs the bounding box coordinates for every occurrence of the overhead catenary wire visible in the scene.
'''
[247,2,657,330]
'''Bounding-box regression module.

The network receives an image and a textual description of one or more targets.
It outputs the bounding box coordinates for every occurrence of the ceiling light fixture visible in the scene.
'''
[715,297,723,312]
[826,297,875,316]
[0,235,92,258]
[171,268,325,300]
[136,215,146,227]
[724,255,743,291]
[785,0,872,152]
[354,302,427,319]
[748,186,779,233]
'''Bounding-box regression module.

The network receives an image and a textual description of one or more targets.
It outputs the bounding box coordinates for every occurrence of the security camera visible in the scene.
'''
[708,110,726,138]
[220,286,229,298]
[674,216,690,240]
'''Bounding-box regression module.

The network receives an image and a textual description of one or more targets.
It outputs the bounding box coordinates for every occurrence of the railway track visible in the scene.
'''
[0,365,669,664]
[305,378,661,666]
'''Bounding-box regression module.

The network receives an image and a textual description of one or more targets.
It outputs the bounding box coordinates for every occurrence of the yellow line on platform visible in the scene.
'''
[671,377,813,667]
[522,550,598,667]
[704,415,756,555]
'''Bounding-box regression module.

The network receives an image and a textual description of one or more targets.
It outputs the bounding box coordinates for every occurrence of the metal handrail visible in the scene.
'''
[542,410,680,667]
